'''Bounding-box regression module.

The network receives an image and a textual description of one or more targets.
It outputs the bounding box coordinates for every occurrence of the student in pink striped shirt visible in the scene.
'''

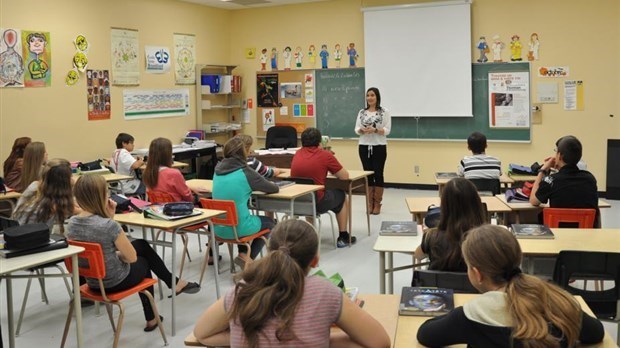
[194,219,390,348]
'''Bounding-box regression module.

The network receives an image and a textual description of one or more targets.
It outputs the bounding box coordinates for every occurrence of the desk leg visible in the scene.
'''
[7,277,14,348]
[348,182,353,244]
[415,213,423,226]
[71,254,84,348]
[379,251,386,294]
[208,221,221,299]
[364,177,370,236]
[387,252,394,295]
[171,229,178,336]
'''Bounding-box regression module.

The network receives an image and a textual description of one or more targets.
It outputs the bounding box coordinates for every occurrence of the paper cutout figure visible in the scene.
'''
[73,52,88,72]
[260,48,268,71]
[347,42,358,67]
[282,46,292,70]
[528,33,540,61]
[308,45,316,67]
[334,43,342,68]
[476,36,489,63]
[491,35,504,62]
[294,46,303,68]
[319,44,329,69]
[510,34,522,61]
[270,47,277,70]
[0,29,24,87]
[65,69,79,86]
[24,32,50,87]
[74,34,88,52]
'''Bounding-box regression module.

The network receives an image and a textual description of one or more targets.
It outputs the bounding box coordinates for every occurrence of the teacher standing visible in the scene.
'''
[354,87,391,215]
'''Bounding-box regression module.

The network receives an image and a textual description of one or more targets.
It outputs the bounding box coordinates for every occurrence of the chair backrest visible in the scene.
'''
[265,126,298,149]
[412,269,478,294]
[468,178,501,196]
[147,190,176,204]
[199,198,238,227]
[65,240,106,280]
[543,208,596,228]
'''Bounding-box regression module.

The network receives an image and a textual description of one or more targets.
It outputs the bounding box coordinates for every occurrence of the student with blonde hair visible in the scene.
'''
[417,224,604,347]
[234,134,282,178]
[18,141,47,193]
[194,219,390,348]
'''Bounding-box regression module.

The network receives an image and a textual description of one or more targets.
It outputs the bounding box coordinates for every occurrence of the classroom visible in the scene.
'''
[1,0,619,347]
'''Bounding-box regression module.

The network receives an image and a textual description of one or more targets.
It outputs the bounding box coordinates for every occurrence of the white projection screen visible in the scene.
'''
[363,0,472,117]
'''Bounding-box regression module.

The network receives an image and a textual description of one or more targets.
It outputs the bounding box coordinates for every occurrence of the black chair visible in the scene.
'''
[552,251,620,345]
[468,178,501,196]
[265,126,298,149]
[412,269,478,293]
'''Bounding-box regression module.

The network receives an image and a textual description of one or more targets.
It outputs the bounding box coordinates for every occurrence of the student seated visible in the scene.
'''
[414,178,486,273]
[2,137,31,190]
[417,224,605,347]
[235,134,282,178]
[67,175,199,332]
[212,137,278,269]
[290,127,354,248]
[17,141,47,193]
[457,131,501,180]
[111,132,145,196]
[193,219,391,348]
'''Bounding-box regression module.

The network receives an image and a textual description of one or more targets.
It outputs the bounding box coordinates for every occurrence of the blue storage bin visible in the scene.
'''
[201,74,220,93]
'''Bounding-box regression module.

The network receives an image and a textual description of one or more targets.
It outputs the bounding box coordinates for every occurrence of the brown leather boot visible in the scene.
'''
[372,187,384,215]
[367,185,374,212]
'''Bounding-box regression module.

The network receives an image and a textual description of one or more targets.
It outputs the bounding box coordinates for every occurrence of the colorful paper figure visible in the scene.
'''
[282,46,292,70]
[491,35,504,62]
[271,47,278,70]
[510,34,522,61]
[260,48,268,71]
[347,42,358,67]
[334,43,342,67]
[0,29,24,87]
[476,36,489,63]
[73,51,88,72]
[294,46,303,68]
[528,33,540,61]
[74,34,89,52]
[308,45,316,67]
[23,31,51,87]
[319,44,329,69]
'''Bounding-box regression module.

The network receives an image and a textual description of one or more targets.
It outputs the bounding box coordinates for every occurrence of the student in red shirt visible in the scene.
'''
[290,128,354,248]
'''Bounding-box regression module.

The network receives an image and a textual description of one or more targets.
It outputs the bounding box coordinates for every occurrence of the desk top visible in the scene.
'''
[113,208,223,230]
[519,228,620,255]
[0,245,84,275]
[507,173,538,182]
[186,179,324,199]
[73,172,133,183]
[435,173,514,185]
[278,169,373,181]
[495,194,611,210]
[0,191,22,201]
[394,294,615,347]
[139,161,188,170]
[406,196,512,215]
[373,234,422,254]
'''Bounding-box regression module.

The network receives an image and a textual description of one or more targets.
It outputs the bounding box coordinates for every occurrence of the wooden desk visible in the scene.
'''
[253,153,294,168]
[73,172,133,183]
[507,173,538,182]
[406,196,512,225]
[183,293,400,347]
[0,245,85,348]
[519,228,620,256]
[139,161,189,170]
[373,234,422,294]
[495,195,611,223]
[435,173,514,195]
[0,191,22,212]
[113,208,224,336]
[395,294,616,347]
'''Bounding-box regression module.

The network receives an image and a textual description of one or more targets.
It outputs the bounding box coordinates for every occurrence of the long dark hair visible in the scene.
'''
[432,178,485,270]
[228,220,318,348]
[143,138,173,189]
[19,142,46,193]
[3,137,31,176]
[365,87,382,111]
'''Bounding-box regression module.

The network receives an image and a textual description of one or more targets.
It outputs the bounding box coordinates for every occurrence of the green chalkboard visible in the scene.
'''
[315,63,531,142]
[315,68,365,138]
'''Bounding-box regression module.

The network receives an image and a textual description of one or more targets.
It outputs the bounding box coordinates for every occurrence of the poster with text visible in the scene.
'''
[145,46,170,74]
[22,30,51,87]
[563,80,584,111]
[0,28,24,87]
[488,71,530,128]
[86,69,111,120]
[257,74,279,107]
[173,33,195,84]
[111,28,139,85]
[123,88,190,120]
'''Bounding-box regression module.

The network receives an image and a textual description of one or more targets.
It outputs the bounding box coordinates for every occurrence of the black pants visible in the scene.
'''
[238,216,274,259]
[358,145,387,186]
[104,239,176,321]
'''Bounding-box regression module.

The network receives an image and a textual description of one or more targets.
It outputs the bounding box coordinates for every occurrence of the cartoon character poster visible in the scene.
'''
[22,30,51,87]
[262,108,275,131]
[86,69,111,120]
[257,74,279,107]
[0,28,25,87]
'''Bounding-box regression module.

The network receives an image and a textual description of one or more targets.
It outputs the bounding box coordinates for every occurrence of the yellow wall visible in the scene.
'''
[2,0,619,188]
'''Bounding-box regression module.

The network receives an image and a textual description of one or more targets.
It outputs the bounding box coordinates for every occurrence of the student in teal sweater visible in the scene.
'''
[212,137,278,269]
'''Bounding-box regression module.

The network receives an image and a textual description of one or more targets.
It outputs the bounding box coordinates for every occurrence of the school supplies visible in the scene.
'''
[380,221,418,236]
[143,205,203,221]
[399,287,455,316]
[435,172,458,179]
[511,224,555,239]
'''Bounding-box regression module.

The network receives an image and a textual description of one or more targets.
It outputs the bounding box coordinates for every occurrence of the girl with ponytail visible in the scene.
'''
[417,224,604,347]
[194,219,390,348]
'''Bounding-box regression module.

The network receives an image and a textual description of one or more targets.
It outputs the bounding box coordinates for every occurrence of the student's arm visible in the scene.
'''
[333,168,349,180]
[378,108,391,136]
[578,311,604,344]
[414,245,427,263]
[194,297,231,346]
[417,307,472,346]
[457,159,465,177]
[244,167,279,194]
[129,157,144,170]
[114,228,137,263]
[168,169,195,202]
[335,293,391,348]
[529,156,555,206]
[327,152,348,180]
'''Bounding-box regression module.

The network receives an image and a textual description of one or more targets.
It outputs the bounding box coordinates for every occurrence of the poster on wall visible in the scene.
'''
[0,28,25,87]
[145,46,171,74]
[262,108,275,131]
[280,82,302,99]
[86,69,111,120]
[110,28,139,85]
[488,71,530,128]
[257,74,279,107]
[173,33,195,84]
[563,80,584,111]
[123,88,190,120]
[22,30,51,87]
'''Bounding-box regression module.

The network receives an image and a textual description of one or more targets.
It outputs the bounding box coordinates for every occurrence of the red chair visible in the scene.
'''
[543,208,596,228]
[60,241,167,348]
[199,198,270,280]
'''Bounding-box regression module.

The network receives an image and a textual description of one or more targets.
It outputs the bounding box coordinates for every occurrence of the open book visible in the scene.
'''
[399,287,454,316]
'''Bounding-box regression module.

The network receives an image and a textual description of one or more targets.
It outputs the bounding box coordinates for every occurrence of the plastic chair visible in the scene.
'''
[198,199,270,279]
[265,126,298,149]
[412,269,478,294]
[60,241,167,348]
[552,251,620,345]
[468,178,501,196]
[543,208,596,228]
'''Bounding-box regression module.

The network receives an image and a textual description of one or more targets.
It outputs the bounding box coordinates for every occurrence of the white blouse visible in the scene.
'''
[354,107,391,146]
